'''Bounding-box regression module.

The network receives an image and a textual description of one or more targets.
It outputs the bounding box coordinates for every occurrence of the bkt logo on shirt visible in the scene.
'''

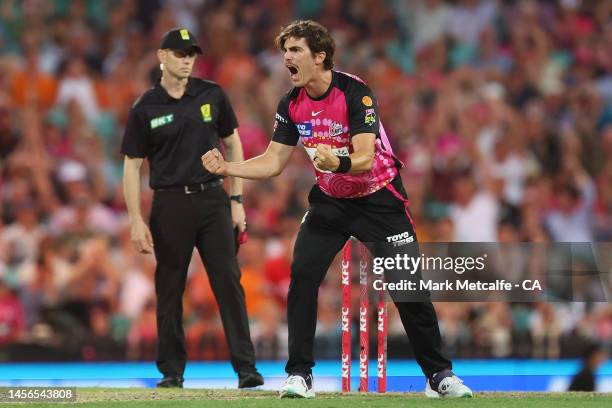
[296,122,312,137]
[150,114,174,129]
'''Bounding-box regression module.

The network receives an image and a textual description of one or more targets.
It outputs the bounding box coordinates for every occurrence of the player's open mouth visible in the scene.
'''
[286,64,299,81]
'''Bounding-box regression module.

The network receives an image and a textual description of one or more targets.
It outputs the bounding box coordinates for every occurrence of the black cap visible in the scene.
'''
[159,28,202,54]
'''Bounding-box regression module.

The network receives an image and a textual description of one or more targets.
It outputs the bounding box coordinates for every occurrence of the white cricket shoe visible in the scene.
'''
[425,372,473,398]
[279,374,315,399]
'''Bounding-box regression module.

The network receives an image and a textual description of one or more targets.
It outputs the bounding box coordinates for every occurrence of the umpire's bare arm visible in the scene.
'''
[123,156,154,254]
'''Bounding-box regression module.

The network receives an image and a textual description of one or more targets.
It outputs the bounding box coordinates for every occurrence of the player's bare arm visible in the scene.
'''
[202,141,294,179]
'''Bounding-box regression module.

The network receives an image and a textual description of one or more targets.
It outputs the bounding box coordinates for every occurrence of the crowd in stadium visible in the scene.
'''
[0,0,610,362]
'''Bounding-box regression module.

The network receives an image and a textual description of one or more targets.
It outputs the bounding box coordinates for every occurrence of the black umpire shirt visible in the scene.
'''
[121,77,238,189]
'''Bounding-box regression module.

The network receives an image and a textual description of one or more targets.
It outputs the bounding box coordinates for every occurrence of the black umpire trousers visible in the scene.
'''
[149,184,257,378]
[285,176,452,377]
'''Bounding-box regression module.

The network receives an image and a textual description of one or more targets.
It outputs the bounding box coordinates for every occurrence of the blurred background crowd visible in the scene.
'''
[0,0,610,363]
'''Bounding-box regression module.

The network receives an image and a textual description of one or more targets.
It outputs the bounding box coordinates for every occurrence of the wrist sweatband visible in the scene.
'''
[334,155,352,173]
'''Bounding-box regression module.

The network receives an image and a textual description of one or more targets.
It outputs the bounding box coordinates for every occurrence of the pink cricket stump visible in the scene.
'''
[377,284,388,393]
[358,243,369,392]
[341,240,352,393]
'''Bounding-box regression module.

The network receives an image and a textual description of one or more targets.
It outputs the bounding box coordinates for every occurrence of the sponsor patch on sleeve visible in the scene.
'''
[200,104,212,122]
[364,109,376,126]
[362,95,373,107]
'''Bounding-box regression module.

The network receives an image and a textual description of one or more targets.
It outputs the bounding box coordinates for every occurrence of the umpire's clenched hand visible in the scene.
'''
[131,219,154,254]
[201,148,227,175]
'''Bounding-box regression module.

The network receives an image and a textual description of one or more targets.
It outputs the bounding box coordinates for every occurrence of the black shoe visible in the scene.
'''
[238,371,264,388]
[156,376,184,388]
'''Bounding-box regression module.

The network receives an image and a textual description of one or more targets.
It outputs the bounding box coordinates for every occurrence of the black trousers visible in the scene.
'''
[149,185,256,377]
[285,176,452,377]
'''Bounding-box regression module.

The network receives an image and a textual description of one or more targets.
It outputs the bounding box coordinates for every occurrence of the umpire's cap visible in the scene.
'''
[159,28,202,54]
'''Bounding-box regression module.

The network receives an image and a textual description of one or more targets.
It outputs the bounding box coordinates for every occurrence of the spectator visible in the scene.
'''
[545,156,596,242]
[0,278,25,346]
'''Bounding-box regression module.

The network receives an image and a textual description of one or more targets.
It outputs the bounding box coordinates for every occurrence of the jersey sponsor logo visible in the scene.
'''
[311,109,324,116]
[275,112,287,123]
[329,121,344,137]
[365,108,376,126]
[180,29,190,40]
[296,122,312,137]
[150,114,174,129]
[362,95,373,107]
[200,104,212,122]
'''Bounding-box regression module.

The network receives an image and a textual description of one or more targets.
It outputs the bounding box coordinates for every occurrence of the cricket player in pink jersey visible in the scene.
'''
[202,20,472,399]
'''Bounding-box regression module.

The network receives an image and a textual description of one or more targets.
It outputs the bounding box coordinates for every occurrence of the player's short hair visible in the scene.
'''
[275,20,335,70]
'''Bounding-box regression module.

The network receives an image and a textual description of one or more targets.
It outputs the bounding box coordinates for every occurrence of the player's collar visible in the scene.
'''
[304,70,336,101]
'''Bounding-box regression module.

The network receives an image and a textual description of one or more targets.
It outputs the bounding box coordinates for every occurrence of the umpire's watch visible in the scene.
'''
[230,194,243,204]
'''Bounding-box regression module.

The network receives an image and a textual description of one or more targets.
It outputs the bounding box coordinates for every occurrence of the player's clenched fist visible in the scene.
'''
[314,144,340,172]
[202,148,227,175]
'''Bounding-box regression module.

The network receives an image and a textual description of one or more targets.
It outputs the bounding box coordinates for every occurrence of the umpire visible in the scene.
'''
[121,28,263,389]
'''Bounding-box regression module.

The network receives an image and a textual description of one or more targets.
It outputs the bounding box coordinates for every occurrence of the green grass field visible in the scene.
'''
[1,388,611,408]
